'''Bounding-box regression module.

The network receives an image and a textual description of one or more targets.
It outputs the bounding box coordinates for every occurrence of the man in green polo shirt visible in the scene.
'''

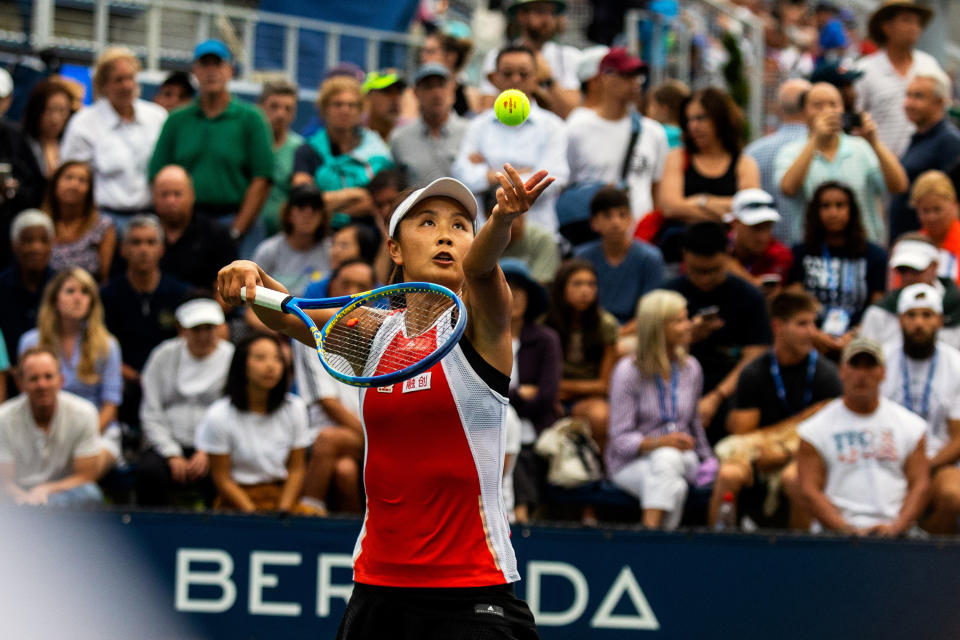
[148,39,273,258]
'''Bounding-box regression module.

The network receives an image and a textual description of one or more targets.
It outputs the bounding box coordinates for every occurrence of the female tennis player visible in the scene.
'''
[218,164,553,639]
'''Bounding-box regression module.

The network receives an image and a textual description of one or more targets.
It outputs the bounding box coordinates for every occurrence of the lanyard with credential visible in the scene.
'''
[769,350,818,413]
[901,348,938,419]
[655,363,680,432]
[821,245,855,302]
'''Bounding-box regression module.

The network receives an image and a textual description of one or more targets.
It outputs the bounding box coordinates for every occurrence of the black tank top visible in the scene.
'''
[683,150,740,197]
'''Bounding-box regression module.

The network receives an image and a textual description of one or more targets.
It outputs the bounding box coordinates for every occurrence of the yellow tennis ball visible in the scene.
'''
[495,89,530,126]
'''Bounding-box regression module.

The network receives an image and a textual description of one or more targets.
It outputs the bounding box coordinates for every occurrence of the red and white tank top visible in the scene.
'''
[352,310,519,588]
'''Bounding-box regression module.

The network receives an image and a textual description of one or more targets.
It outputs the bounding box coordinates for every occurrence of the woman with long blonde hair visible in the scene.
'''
[605,289,714,529]
[18,267,123,475]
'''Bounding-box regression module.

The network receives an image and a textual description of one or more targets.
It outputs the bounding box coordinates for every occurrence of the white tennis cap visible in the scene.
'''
[898,283,943,315]
[388,177,478,238]
[576,45,610,83]
[176,298,225,328]
[890,239,939,271]
[727,188,781,226]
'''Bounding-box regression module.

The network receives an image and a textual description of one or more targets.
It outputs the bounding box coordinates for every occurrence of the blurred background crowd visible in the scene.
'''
[1,0,959,538]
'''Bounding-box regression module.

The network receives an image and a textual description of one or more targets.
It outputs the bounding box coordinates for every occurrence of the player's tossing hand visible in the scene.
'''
[490,163,554,222]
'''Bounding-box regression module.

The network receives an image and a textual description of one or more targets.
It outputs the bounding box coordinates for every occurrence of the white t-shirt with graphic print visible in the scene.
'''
[798,397,926,529]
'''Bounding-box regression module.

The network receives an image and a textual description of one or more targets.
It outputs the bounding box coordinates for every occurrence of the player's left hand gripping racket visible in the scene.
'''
[241,283,467,387]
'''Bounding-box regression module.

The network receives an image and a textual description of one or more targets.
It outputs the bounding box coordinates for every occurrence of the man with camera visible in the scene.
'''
[775,82,907,245]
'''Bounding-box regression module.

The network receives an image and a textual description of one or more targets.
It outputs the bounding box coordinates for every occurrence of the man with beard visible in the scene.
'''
[880,283,960,534]
[860,233,960,350]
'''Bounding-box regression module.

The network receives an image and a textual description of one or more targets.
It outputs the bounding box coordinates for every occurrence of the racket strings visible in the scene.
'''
[321,291,460,378]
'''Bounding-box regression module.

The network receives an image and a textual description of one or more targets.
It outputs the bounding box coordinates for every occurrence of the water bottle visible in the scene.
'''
[715,492,737,531]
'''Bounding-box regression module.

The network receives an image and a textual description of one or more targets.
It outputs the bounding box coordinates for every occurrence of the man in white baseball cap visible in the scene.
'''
[726,188,794,295]
[574,45,609,111]
[879,282,960,534]
[860,233,960,350]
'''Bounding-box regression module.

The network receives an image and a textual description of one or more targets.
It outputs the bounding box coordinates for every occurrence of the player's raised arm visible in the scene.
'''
[462,163,553,374]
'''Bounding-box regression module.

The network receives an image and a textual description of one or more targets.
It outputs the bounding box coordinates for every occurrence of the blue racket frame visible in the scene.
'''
[273,282,467,387]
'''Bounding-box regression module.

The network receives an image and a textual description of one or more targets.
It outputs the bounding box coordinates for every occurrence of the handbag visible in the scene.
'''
[534,417,604,488]
[556,111,644,233]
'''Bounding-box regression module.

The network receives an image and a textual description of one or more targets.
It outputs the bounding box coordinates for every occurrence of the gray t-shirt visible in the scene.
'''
[252,234,332,297]
[0,392,100,490]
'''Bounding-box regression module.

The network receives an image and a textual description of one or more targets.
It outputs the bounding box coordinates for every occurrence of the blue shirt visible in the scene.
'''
[19,329,123,409]
[744,122,808,245]
[575,239,665,323]
[889,118,960,239]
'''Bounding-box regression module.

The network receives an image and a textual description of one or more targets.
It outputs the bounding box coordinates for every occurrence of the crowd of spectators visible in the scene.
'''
[2,0,960,539]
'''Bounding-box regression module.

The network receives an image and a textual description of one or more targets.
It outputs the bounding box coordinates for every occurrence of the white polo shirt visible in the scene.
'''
[880,342,960,461]
[195,394,313,485]
[0,392,100,490]
[798,397,926,529]
[60,97,168,211]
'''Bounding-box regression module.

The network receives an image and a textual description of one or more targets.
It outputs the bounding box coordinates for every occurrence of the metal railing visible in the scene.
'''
[625,1,765,141]
[4,0,419,93]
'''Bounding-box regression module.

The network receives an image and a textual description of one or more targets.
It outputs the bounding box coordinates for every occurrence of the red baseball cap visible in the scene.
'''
[598,47,647,75]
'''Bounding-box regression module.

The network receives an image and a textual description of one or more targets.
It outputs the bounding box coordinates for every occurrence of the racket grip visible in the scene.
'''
[240,286,292,312]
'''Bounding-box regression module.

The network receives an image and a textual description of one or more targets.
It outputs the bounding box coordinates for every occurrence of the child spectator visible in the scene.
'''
[787,181,887,355]
[196,334,312,512]
[647,80,689,149]
[575,186,664,326]
[544,259,618,451]
[19,267,122,477]
[136,298,234,507]
[607,290,713,529]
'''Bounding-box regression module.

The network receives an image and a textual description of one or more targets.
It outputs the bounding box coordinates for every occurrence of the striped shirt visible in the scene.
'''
[744,122,809,245]
[605,355,712,477]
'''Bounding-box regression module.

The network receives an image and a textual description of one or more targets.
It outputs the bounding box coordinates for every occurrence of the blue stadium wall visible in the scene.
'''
[4,507,960,639]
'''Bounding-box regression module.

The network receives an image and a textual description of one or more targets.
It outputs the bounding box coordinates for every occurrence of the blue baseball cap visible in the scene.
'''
[414,63,451,85]
[193,39,231,63]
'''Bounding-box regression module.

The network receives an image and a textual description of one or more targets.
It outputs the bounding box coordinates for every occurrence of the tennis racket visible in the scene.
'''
[240,283,467,387]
